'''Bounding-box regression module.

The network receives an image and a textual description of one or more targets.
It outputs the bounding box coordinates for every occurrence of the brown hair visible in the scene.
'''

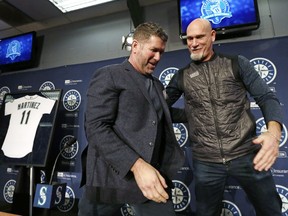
[133,22,168,43]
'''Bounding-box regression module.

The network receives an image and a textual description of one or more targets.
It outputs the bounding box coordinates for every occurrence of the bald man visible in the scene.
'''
[166,18,283,216]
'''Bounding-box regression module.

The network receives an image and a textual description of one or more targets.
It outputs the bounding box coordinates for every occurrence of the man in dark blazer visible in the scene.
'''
[78,22,185,216]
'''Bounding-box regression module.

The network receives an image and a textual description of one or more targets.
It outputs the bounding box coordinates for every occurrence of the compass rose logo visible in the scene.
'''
[250,57,277,84]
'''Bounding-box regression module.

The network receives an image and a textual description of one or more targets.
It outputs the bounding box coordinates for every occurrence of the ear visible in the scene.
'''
[211,30,216,42]
[131,39,138,52]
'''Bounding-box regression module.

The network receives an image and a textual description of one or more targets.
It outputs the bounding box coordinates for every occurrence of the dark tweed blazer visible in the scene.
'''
[82,59,184,204]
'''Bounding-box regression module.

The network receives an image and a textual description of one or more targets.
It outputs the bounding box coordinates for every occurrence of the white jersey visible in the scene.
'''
[1,95,56,158]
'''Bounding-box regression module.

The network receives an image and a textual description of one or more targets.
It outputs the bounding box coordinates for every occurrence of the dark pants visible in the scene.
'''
[77,197,122,216]
[193,153,282,216]
[78,190,176,216]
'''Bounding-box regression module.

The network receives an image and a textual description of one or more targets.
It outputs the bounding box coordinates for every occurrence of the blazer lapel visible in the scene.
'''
[123,61,153,105]
[122,60,170,118]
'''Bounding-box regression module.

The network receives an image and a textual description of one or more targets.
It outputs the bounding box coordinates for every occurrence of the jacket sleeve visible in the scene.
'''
[165,70,184,107]
[165,69,187,123]
[237,55,283,125]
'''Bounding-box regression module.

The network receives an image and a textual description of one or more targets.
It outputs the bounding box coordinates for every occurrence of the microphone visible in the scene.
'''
[49,137,77,185]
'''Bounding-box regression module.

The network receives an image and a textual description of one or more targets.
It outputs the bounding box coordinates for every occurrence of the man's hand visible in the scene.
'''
[131,158,169,203]
[253,121,281,171]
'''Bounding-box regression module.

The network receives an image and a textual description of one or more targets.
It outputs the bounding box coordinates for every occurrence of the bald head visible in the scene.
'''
[187,18,212,34]
[185,18,216,62]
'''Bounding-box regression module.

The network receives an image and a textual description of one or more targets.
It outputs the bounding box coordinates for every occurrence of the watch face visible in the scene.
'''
[250,57,277,84]
[221,200,242,216]
[276,185,288,215]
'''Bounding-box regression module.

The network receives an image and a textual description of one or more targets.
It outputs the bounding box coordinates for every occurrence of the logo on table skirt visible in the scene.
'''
[221,200,242,216]
[57,186,75,212]
[276,185,288,215]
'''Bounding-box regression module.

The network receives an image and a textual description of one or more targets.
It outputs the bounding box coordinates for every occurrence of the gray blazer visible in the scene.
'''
[82,60,184,204]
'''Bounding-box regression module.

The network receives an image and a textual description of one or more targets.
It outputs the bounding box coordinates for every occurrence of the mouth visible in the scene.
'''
[191,47,200,52]
[149,62,157,68]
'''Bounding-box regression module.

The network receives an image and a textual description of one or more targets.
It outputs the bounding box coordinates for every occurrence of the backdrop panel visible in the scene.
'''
[0,36,287,216]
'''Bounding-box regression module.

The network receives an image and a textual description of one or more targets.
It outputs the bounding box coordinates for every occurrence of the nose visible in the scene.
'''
[154,52,161,61]
[191,38,198,47]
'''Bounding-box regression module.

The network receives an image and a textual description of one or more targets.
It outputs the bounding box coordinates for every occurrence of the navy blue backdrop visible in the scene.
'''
[0,36,287,216]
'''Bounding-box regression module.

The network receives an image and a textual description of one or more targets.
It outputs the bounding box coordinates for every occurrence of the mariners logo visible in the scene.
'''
[57,186,75,212]
[39,81,55,91]
[63,89,81,111]
[120,204,136,216]
[60,135,79,159]
[250,57,277,84]
[221,200,242,216]
[159,67,178,88]
[201,0,232,25]
[173,123,188,147]
[3,179,16,203]
[0,86,10,104]
[6,40,21,60]
[276,185,288,215]
[172,180,191,212]
[256,117,287,148]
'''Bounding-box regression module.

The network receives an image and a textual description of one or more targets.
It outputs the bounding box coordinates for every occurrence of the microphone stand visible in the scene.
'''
[37,137,77,216]
[29,166,34,216]
[49,137,77,185]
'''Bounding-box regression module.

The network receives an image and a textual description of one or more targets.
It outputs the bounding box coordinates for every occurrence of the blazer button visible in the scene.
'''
[149,142,153,147]
[152,121,156,125]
